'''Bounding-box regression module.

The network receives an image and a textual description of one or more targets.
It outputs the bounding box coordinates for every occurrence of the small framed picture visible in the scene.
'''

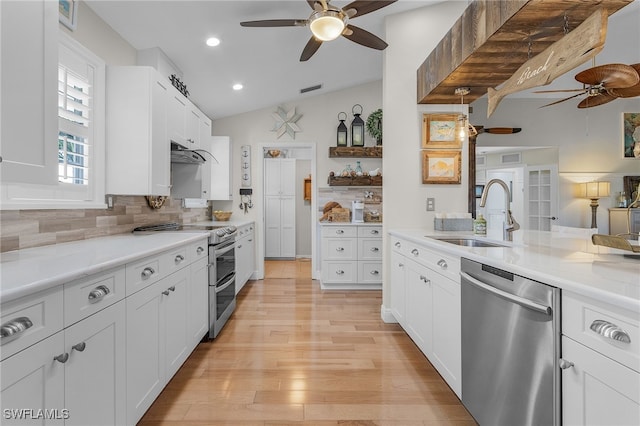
[421,150,461,184]
[422,113,463,149]
[622,112,640,158]
[59,0,78,31]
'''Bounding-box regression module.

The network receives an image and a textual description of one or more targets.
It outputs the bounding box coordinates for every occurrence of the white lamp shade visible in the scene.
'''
[579,181,611,199]
[310,12,345,41]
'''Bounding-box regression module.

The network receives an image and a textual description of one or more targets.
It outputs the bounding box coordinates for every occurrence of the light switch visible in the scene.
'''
[427,198,435,211]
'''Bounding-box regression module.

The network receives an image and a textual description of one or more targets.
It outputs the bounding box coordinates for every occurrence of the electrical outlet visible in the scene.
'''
[106,195,114,210]
[427,198,435,211]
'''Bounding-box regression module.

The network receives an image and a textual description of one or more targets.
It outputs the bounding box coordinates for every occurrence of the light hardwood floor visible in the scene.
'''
[138,260,475,425]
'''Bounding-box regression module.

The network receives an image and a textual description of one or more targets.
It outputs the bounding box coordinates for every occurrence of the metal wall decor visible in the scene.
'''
[337,112,348,146]
[240,145,251,187]
[169,74,189,97]
[351,104,365,147]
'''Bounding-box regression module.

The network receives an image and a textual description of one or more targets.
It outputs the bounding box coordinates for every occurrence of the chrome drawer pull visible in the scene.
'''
[394,242,401,248]
[162,290,170,296]
[336,247,344,252]
[370,247,379,252]
[419,275,430,283]
[141,267,155,279]
[336,270,344,275]
[175,254,185,264]
[54,353,69,363]
[437,259,448,270]
[371,230,379,234]
[88,285,110,303]
[196,246,205,254]
[590,319,631,344]
[72,342,86,352]
[370,270,379,275]
[238,244,243,249]
[0,317,33,341]
[168,286,176,292]
[411,249,419,256]
[336,230,344,234]
[559,358,574,370]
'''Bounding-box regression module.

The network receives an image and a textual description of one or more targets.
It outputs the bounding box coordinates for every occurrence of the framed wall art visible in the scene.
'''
[59,0,78,31]
[622,112,640,158]
[421,150,461,184]
[422,113,462,149]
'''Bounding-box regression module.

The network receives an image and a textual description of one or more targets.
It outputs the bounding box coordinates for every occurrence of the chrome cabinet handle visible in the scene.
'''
[371,230,379,235]
[88,285,110,303]
[411,249,419,256]
[248,239,253,242]
[370,270,379,275]
[336,229,344,234]
[419,275,430,283]
[370,247,379,252]
[238,244,243,249]
[398,263,404,267]
[0,317,33,341]
[559,358,574,369]
[590,319,631,343]
[168,286,176,292]
[162,290,170,296]
[336,247,344,252]
[196,246,205,254]
[336,270,344,275]
[72,342,86,352]
[394,242,401,248]
[54,353,69,363]
[175,254,185,264]
[437,259,448,270]
[141,267,155,279]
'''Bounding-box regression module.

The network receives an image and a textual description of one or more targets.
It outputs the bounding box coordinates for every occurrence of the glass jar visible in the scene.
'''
[617,191,628,208]
[355,161,363,176]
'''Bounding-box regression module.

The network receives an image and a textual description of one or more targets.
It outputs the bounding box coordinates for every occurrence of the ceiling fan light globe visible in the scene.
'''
[310,11,346,41]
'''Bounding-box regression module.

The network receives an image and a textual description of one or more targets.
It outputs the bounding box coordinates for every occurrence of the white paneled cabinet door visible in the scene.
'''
[280,196,296,257]
[167,88,187,145]
[0,333,65,425]
[526,164,558,231]
[0,0,58,184]
[186,103,201,149]
[163,269,190,380]
[64,301,126,426]
[390,250,406,326]
[265,195,282,258]
[188,258,209,345]
[202,136,232,200]
[562,336,640,426]
[264,159,296,258]
[404,258,433,355]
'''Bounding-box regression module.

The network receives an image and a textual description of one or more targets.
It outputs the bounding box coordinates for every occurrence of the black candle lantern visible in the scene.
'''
[337,112,348,147]
[351,104,365,147]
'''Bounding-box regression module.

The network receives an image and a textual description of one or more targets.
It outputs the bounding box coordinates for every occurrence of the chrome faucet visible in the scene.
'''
[479,178,520,241]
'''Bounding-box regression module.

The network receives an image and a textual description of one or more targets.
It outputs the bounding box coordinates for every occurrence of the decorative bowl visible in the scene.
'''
[267,149,281,158]
[212,210,233,221]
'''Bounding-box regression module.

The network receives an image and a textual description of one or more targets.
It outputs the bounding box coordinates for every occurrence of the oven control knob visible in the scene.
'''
[216,229,226,237]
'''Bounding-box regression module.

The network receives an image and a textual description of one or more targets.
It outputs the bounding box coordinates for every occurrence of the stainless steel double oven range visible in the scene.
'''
[133,222,237,339]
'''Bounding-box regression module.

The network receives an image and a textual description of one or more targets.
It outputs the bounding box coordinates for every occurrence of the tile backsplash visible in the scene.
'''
[0,196,209,253]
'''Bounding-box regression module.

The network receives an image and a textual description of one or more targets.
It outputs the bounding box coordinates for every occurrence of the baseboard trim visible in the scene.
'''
[380,304,398,323]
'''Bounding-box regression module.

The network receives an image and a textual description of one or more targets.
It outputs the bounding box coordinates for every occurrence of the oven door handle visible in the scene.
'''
[215,273,236,294]
[212,240,235,256]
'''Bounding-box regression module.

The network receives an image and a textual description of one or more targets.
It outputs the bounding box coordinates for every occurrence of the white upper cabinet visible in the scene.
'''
[202,136,232,200]
[167,88,187,146]
[0,0,58,184]
[106,66,171,196]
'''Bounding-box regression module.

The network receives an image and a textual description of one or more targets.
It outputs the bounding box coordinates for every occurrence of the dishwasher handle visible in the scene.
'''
[460,271,552,316]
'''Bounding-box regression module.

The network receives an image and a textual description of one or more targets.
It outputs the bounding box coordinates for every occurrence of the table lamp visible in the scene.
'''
[578,181,611,228]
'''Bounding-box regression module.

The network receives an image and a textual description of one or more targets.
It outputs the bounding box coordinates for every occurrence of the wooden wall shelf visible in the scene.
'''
[329,146,382,158]
[328,175,382,186]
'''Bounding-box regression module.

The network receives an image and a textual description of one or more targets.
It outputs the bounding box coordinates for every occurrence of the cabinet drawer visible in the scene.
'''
[359,238,382,260]
[126,254,163,295]
[404,243,460,282]
[322,238,357,260]
[0,287,63,361]
[358,261,382,283]
[162,245,190,276]
[358,226,382,238]
[64,267,125,326]
[390,236,407,254]
[321,226,357,238]
[322,262,357,283]
[190,240,208,262]
[563,291,639,372]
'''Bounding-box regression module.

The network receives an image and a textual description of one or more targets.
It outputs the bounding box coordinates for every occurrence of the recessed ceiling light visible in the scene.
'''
[233,83,243,91]
[206,37,220,47]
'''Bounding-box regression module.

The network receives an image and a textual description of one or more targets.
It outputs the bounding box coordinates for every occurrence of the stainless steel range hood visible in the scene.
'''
[171,141,206,164]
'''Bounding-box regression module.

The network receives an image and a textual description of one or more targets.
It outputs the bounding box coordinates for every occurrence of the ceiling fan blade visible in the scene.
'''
[300,37,323,61]
[240,19,307,28]
[578,93,617,108]
[575,63,639,89]
[539,91,587,108]
[306,1,317,10]
[483,127,522,134]
[608,64,640,98]
[533,88,587,93]
[343,1,397,18]
[342,25,388,50]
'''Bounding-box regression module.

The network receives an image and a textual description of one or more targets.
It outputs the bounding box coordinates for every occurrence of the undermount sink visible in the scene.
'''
[429,237,508,248]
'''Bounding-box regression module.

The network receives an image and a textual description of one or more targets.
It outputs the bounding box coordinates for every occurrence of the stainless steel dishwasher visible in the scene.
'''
[460,257,561,426]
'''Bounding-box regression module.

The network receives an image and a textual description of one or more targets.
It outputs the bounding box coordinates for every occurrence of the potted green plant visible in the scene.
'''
[366,108,383,145]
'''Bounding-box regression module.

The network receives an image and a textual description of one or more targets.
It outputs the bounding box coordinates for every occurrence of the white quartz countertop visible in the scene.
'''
[389,229,640,313]
[319,222,382,226]
[194,219,254,227]
[0,232,209,304]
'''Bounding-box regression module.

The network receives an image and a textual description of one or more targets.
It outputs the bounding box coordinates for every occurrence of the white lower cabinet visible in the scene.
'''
[188,257,209,344]
[235,223,255,294]
[388,235,461,397]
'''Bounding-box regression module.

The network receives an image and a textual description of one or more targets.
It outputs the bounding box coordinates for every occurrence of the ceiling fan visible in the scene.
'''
[536,63,640,108]
[240,0,396,61]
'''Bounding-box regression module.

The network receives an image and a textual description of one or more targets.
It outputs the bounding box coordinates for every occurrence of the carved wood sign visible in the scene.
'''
[487,8,608,117]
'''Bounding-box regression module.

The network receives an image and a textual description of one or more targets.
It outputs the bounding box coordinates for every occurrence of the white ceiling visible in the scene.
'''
[86,0,442,119]
[86,0,639,120]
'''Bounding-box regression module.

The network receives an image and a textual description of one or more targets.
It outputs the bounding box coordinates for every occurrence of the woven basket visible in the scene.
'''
[212,211,233,221]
